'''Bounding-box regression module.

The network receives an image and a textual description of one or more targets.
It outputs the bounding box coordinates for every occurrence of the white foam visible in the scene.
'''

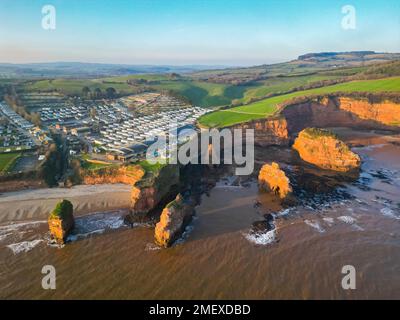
[0,220,46,233]
[244,228,276,245]
[0,232,12,241]
[337,216,357,224]
[337,216,364,230]
[173,225,195,246]
[380,207,400,220]
[7,239,43,254]
[145,243,161,251]
[323,217,334,226]
[274,208,293,218]
[304,220,325,233]
[352,144,386,152]
[67,229,105,242]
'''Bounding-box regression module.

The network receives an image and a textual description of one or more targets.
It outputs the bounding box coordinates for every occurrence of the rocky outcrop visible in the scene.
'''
[128,164,180,221]
[229,117,289,146]
[83,165,145,185]
[293,128,361,172]
[258,162,293,199]
[48,200,75,244]
[155,194,194,247]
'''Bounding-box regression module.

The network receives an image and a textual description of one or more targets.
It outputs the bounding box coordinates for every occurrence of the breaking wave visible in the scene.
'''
[304,219,325,233]
[7,240,43,254]
[244,228,276,245]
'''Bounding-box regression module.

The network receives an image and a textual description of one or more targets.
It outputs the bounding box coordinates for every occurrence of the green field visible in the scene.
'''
[150,80,249,107]
[0,152,21,173]
[150,74,344,107]
[238,74,341,104]
[198,77,400,127]
[21,72,342,108]
[18,61,400,110]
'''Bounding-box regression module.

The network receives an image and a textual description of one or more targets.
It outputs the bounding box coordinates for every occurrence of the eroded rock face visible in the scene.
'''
[155,194,194,248]
[48,200,75,244]
[281,96,400,135]
[293,128,361,172]
[258,162,293,199]
[338,97,400,126]
[229,117,290,146]
[128,164,180,221]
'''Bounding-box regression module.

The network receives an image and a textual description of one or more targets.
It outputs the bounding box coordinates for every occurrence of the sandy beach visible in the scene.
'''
[0,184,132,223]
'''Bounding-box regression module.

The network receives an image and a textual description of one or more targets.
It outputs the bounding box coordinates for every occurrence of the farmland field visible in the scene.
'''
[198,77,400,127]
[23,79,139,96]
[20,72,344,108]
[0,152,21,173]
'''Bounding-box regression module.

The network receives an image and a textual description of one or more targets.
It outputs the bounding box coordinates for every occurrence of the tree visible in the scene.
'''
[0,117,8,126]
[94,88,103,100]
[89,107,97,119]
[105,87,116,99]
[82,86,91,99]
[39,143,64,186]
[31,112,42,126]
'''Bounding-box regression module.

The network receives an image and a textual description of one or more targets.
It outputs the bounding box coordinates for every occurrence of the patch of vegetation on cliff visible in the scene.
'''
[84,163,140,177]
[80,155,115,171]
[137,160,166,175]
[165,195,184,210]
[135,162,179,191]
[302,128,338,140]
[49,199,73,219]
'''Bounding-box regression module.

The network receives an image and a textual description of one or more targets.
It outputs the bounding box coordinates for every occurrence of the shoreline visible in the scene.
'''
[0,184,132,224]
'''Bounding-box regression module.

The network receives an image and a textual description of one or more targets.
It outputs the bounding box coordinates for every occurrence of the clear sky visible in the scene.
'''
[0,0,399,66]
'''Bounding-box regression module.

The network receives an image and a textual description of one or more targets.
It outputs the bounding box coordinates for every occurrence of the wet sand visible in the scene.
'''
[0,184,132,223]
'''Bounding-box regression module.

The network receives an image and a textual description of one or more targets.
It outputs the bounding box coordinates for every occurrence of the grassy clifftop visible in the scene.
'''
[198,77,400,127]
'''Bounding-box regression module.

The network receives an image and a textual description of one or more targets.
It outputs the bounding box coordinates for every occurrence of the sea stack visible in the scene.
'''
[155,194,194,248]
[293,128,361,172]
[258,162,293,199]
[48,200,75,244]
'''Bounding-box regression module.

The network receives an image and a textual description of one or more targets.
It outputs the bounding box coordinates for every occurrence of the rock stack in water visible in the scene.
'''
[48,200,75,244]
[293,128,361,172]
[155,194,194,248]
[258,162,293,199]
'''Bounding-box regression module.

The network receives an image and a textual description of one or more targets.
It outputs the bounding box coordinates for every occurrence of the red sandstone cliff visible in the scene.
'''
[129,164,180,219]
[229,117,290,146]
[154,194,194,247]
[281,95,400,135]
